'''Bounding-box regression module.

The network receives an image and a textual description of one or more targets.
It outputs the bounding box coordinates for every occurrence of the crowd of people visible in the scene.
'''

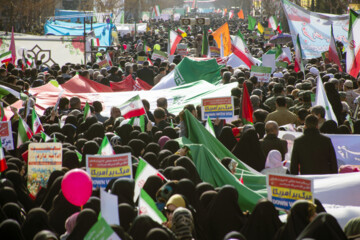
[0,13,360,240]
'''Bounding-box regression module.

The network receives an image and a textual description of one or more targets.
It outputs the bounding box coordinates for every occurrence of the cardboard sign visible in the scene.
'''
[264,27,275,39]
[0,121,14,150]
[177,43,188,56]
[86,153,132,188]
[151,49,168,61]
[210,46,220,57]
[100,188,120,226]
[137,56,147,64]
[201,96,234,120]
[27,143,62,196]
[84,217,121,240]
[266,174,314,211]
[98,59,111,70]
[262,54,276,73]
[276,61,288,69]
[250,65,272,82]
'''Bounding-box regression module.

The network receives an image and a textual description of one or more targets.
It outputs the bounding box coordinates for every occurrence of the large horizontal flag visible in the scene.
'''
[151,57,223,90]
[118,95,145,119]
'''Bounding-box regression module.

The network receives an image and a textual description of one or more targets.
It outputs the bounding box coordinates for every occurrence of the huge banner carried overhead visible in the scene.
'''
[281,0,348,59]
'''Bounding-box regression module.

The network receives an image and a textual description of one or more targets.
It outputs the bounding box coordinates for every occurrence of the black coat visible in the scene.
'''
[290,128,338,175]
[260,134,288,160]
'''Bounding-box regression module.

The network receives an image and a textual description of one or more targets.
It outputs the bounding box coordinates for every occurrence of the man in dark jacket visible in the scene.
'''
[290,115,338,175]
[137,61,154,86]
[260,121,288,160]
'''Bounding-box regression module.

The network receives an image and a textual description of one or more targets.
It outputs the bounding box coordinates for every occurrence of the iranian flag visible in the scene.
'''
[139,189,167,224]
[277,22,283,34]
[241,83,253,124]
[268,16,278,31]
[315,77,338,124]
[0,102,6,121]
[134,157,167,201]
[17,117,33,148]
[168,30,182,56]
[75,150,82,163]
[31,109,44,135]
[205,116,216,137]
[153,5,161,17]
[0,51,12,64]
[83,102,91,122]
[91,38,100,47]
[263,45,291,64]
[118,95,145,119]
[294,34,304,73]
[41,132,51,142]
[347,10,360,78]
[329,25,343,72]
[105,53,113,66]
[98,136,114,155]
[229,10,234,20]
[231,30,258,69]
[0,141,7,172]
[129,115,146,132]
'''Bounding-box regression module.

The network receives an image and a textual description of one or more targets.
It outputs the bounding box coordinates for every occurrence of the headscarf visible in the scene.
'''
[344,217,360,240]
[206,185,245,240]
[175,156,202,184]
[176,179,196,207]
[62,151,80,170]
[138,132,152,144]
[85,122,105,140]
[163,140,180,154]
[111,178,135,206]
[194,182,214,211]
[118,203,137,232]
[218,126,237,151]
[232,128,266,172]
[21,208,53,240]
[265,150,283,169]
[145,143,161,155]
[296,213,347,240]
[33,230,59,240]
[158,136,170,149]
[143,175,164,201]
[128,139,146,157]
[166,194,186,209]
[129,215,162,240]
[143,152,159,169]
[170,166,190,181]
[115,124,133,145]
[163,127,178,139]
[67,209,97,240]
[4,170,34,211]
[64,212,80,235]
[354,120,360,134]
[275,200,317,240]
[62,123,77,144]
[254,122,265,139]
[171,207,194,240]
[146,227,172,240]
[83,196,101,216]
[156,181,178,207]
[158,150,173,164]
[48,192,79,235]
[320,120,338,134]
[223,231,247,240]
[81,140,99,166]
[241,199,282,240]
[2,202,25,225]
[0,219,25,240]
[0,186,18,206]
[41,176,63,211]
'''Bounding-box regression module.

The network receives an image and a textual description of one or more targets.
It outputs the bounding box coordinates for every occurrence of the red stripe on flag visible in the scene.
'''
[231,44,254,69]
[349,48,360,77]
[122,108,146,119]
[0,159,8,172]
[170,36,182,55]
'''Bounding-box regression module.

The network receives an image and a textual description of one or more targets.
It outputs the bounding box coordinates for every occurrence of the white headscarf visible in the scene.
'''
[265,150,282,169]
